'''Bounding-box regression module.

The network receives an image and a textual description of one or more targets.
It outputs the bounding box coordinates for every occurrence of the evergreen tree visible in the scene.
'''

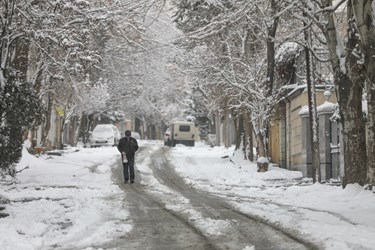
[0,71,42,177]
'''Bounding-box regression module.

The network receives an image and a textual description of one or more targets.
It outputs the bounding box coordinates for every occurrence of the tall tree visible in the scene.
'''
[103,1,191,130]
[0,0,169,171]
[300,0,368,186]
[320,0,367,186]
[173,0,285,164]
[350,0,375,188]
[304,27,321,183]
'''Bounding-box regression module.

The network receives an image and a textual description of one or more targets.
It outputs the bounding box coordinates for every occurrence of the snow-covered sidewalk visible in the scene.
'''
[0,146,131,249]
[170,142,375,250]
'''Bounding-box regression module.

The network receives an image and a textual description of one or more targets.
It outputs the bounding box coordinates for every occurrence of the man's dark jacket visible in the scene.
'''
[117,136,139,157]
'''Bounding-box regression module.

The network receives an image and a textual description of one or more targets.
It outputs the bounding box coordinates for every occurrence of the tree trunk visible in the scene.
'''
[350,0,375,188]
[256,132,269,172]
[367,89,375,188]
[80,114,94,146]
[40,94,53,148]
[322,0,367,187]
[256,132,266,157]
[73,114,82,147]
[265,0,279,97]
[224,109,229,148]
[343,3,367,186]
[260,0,278,171]
[59,116,65,150]
[303,14,321,183]
[339,75,367,187]
[215,111,221,146]
[243,111,254,161]
[235,114,243,150]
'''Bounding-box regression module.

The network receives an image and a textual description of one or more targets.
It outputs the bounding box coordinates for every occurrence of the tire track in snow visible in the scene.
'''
[107,144,216,250]
[148,147,319,250]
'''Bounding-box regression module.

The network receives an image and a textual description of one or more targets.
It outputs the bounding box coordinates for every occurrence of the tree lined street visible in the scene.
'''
[1,1,375,248]
[1,141,375,249]
[1,0,375,187]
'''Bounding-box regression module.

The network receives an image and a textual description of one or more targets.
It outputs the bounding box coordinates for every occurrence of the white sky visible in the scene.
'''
[0,140,374,249]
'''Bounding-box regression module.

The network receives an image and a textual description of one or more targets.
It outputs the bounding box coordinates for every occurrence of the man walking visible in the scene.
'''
[117,130,139,183]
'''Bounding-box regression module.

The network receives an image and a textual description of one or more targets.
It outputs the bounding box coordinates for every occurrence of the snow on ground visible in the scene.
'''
[0,140,375,249]
[0,146,131,250]
[170,142,375,250]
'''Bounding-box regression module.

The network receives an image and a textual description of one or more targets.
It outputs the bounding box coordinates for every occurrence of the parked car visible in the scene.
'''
[90,124,121,147]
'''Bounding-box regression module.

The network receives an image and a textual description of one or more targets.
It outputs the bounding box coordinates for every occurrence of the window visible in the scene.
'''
[94,126,111,133]
[179,125,191,132]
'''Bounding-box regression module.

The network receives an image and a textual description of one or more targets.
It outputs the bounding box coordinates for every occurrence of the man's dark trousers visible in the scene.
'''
[123,155,135,182]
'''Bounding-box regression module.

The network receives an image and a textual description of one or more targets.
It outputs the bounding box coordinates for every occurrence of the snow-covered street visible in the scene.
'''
[2,1,375,249]
[1,140,375,249]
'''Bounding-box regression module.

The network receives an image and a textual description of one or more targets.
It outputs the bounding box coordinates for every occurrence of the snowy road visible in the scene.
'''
[2,140,375,249]
[104,144,317,250]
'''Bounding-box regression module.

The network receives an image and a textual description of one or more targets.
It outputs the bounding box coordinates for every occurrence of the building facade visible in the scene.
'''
[269,85,341,181]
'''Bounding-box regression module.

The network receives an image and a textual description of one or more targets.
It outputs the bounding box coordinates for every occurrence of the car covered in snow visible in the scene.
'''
[90,124,121,147]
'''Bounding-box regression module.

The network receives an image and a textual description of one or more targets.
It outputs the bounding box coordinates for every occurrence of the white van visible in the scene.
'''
[166,121,196,147]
